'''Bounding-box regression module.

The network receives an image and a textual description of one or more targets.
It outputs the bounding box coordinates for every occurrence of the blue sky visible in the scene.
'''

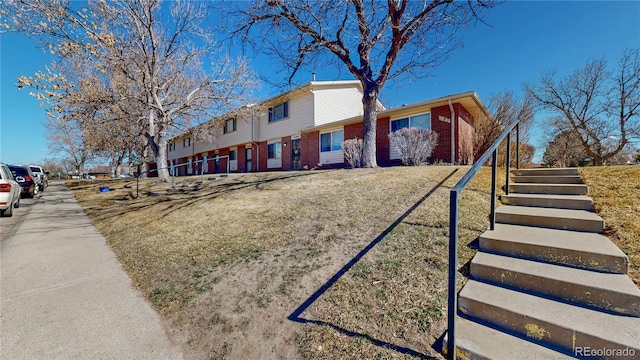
[1,1,639,165]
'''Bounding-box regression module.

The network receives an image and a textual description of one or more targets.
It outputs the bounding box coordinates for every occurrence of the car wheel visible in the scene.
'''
[14,197,20,208]
[33,186,38,196]
[3,203,13,217]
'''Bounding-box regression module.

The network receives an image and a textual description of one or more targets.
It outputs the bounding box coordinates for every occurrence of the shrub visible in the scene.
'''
[388,128,439,166]
[342,138,364,168]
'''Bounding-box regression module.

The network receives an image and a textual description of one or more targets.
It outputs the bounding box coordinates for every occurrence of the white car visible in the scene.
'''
[0,162,21,217]
[29,165,48,191]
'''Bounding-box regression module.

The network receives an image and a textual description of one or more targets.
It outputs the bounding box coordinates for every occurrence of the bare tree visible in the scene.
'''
[473,90,535,165]
[542,126,590,168]
[3,0,256,181]
[44,114,92,176]
[527,49,640,166]
[229,0,496,167]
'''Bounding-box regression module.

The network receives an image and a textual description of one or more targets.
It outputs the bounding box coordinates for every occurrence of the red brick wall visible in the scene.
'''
[376,116,391,165]
[257,141,268,172]
[344,122,364,141]
[282,136,292,170]
[431,105,453,163]
[429,103,475,164]
[301,131,320,169]
[237,145,246,173]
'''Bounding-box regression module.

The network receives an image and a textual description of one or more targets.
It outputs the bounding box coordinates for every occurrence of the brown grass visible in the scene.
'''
[67,166,507,359]
[579,165,640,286]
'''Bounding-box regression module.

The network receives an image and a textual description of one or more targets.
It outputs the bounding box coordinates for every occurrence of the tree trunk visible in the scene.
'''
[156,125,170,181]
[361,83,379,168]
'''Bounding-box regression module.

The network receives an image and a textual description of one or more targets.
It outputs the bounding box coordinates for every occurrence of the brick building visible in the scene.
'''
[164,81,488,175]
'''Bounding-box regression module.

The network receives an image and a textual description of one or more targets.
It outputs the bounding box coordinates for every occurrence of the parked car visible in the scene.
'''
[7,164,38,198]
[29,165,48,191]
[0,162,21,217]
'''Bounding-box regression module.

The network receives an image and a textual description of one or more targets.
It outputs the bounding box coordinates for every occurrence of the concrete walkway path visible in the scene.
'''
[1,182,183,360]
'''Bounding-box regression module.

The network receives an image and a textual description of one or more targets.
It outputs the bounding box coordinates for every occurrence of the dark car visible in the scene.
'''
[8,164,38,198]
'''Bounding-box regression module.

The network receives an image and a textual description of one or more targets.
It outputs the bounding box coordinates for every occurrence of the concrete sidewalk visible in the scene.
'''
[1,183,183,360]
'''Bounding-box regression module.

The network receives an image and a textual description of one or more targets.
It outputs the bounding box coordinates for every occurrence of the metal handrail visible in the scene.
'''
[446,120,521,359]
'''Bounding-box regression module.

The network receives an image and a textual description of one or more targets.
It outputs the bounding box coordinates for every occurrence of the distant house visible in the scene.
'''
[162,80,488,175]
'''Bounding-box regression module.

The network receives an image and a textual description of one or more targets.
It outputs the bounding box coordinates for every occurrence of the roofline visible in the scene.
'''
[257,80,363,106]
[300,90,489,133]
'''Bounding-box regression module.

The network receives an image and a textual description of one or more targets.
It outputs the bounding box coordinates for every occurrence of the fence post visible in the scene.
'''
[447,190,459,359]
[505,132,511,195]
[490,149,498,230]
[516,123,520,170]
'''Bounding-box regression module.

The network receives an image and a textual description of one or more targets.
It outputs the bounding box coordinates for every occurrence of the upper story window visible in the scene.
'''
[320,130,344,152]
[169,143,175,152]
[223,118,237,134]
[268,101,289,123]
[183,137,191,147]
[391,113,431,132]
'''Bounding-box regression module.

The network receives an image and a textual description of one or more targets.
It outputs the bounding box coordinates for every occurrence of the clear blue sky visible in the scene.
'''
[1,1,639,166]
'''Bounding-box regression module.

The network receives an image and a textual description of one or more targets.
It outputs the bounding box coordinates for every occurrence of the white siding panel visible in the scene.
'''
[258,92,315,141]
[216,115,254,149]
[320,150,344,165]
[267,158,282,169]
[313,86,364,126]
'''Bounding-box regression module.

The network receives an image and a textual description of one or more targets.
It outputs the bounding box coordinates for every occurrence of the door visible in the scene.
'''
[245,148,252,172]
[291,139,301,170]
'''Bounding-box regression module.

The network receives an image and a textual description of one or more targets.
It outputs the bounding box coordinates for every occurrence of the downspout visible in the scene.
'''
[448,100,455,165]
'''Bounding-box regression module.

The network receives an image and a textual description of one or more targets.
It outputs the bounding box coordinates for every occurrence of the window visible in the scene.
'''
[320,130,344,152]
[223,118,237,134]
[229,149,237,161]
[267,142,282,159]
[183,138,191,147]
[169,143,175,152]
[268,101,289,123]
[391,113,431,132]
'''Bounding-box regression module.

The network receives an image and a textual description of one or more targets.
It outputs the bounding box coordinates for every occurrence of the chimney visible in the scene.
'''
[312,72,316,82]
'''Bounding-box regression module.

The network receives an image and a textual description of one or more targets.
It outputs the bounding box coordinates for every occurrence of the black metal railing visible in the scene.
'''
[446,120,521,359]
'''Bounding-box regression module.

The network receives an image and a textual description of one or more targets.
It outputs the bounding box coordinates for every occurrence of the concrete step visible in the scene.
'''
[512,168,578,176]
[500,193,593,210]
[470,252,640,316]
[458,280,640,354]
[511,175,583,184]
[479,224,628,274]
[443,317,572,359]
[509,183,588,195]
[495,205,604,233]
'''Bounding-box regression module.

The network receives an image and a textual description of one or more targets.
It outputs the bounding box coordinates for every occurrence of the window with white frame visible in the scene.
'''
[320,130,344,152]
[223,118,237,134]
[183,137,191,147]
[390,113,431,132]
[229,149,237,160]
[169,143,175,152]
[268,101,289,123]
[267,142,282,159]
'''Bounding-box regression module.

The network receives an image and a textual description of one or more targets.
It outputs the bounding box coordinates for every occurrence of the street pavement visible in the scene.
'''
[1,182,184,360]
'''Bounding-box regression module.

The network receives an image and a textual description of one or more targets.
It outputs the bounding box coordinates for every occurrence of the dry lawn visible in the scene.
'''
[579,165,640,286]
[67,166,506,359]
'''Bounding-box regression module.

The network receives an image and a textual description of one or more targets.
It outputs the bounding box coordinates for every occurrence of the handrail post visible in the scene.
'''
[505,131,511,195]
[516,123,520,170]
[447,190,459,359]
[490,149,498,230]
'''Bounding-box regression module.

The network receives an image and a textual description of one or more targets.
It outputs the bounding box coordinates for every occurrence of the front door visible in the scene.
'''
[291,139,301,170]
[245,148,252,172]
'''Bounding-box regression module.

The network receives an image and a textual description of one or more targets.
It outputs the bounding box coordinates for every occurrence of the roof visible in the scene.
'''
[300,91,489,133]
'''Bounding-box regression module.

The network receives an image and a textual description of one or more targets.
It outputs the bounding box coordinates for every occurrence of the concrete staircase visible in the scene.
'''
[445,168,640,359]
